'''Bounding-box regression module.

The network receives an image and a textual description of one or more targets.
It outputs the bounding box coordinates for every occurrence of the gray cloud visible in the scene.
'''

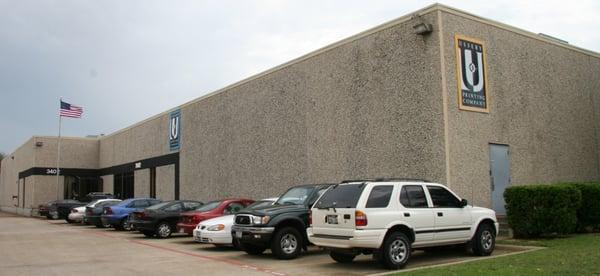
[1,0,599,153]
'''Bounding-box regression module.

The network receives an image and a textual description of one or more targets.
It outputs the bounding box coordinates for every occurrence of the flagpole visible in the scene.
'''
[56,98,62,200]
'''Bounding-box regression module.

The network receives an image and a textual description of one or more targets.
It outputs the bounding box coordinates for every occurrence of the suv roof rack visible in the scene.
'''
[341,178,430,183]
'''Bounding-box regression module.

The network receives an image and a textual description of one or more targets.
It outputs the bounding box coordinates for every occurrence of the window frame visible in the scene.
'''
[364,184,395,209]
[426,185,463,208]
[399,184,430,208]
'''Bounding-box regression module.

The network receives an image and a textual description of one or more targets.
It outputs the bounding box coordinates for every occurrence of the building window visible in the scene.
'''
[114,172,134,200]
[64,176,102,201]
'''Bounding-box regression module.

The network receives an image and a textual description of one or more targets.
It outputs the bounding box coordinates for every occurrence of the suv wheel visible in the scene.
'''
[271,227,302,259]
[380,231,411,270]
[156,222,172,238]
[329,251,356,263]
[242,243,266,255]
[472,223,495,256]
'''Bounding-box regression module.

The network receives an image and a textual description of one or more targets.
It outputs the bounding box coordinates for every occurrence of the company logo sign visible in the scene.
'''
[169,109,181,151]
[455,35,489,112]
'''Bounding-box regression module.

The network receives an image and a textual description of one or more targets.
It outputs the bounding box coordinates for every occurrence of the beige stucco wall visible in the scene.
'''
[156,165,175,200]
[31,175,64,208]
[439,10,600,207]
[134,169,150,198]
[0,138,35,209]
[179,11,447,202]
[33,136,99,168]
[98,116,171,168]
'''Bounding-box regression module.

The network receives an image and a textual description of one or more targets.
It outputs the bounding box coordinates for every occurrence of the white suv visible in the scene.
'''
[307,179,499,270]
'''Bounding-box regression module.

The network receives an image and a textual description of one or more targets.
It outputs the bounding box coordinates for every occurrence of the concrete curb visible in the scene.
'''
[368,245,545,275]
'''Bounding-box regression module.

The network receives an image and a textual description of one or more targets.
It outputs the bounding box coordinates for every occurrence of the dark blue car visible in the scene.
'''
[101,198,161,230]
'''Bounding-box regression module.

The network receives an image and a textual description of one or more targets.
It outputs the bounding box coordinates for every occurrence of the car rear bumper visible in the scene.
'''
[307,228,384,249]
[194,229,232,244]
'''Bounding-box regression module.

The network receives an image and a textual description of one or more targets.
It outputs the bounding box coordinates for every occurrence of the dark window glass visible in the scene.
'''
[314,184,366,209]
[195,201,221,211]
[224,203,245,214]
[400,185,428,208]
[163,203,183,212]
[427,186,461,208]
[365,185,394,208]
[130,200,149,208]
[183,201,202,210]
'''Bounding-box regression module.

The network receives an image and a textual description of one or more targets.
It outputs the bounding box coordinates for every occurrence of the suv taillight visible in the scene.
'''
[355,210,367,227]
[308,210,312,226]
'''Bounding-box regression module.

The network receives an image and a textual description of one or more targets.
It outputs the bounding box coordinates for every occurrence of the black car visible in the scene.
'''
[131,200,203,238]
[232,184,333,259]
[85,200,122,228]
[49,200,86,222]
[38,200,58,218]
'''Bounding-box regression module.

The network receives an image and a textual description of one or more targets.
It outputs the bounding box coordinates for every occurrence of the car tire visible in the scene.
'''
[122,218,132,231]
[329,251,356,263]
[95,223,105,228]
[380,231,411,270]
[232,237,241,250]
[242,243,266,255]
[155,222,172,238]
[66,218,75,224]
[472,223,495,256]
[271,227,302,260]
[142,230,155,238]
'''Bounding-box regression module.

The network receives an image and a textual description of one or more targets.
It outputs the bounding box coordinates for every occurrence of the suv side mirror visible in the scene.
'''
[460,199,468,207]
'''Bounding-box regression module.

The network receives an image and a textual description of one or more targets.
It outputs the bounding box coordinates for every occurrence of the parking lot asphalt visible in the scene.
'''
[0,212,529,276]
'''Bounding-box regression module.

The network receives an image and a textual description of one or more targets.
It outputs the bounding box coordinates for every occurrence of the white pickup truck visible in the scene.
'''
[307,179,498,269]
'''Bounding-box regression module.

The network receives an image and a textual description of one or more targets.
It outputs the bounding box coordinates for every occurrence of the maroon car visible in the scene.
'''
[176,198,254,235]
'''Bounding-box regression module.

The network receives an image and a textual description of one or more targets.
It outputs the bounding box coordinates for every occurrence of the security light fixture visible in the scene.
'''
[413,22,433,35]
[35,141,43,147]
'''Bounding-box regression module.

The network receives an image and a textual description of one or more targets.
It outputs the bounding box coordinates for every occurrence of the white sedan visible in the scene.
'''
[68,198,121,223]
[194,198,277,248]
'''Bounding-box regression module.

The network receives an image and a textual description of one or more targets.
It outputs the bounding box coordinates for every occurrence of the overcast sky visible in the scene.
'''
[1,0,599,154]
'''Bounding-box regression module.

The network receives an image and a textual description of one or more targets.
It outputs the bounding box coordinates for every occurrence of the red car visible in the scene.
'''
[176,198,254,235]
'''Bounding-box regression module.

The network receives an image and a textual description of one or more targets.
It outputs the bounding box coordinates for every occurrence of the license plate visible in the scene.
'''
[326,215,338,224]
[235,231,242,238]
[179,228,185,233]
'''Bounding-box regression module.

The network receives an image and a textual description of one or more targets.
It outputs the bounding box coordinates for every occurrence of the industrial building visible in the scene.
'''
[2,4,599,216]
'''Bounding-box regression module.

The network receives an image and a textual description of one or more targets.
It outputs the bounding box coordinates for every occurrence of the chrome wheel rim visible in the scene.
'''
[389,239,407,264]
[481,230,494,251]
[123,219,131,231]
[158,224,171,237]
[280,233,298,254]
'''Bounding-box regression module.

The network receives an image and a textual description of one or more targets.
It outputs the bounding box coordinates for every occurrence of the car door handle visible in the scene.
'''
[437,212,443,217]
[403,212,410,217]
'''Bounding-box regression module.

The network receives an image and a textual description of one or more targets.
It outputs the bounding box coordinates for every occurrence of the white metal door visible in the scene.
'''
[489,144,510,215]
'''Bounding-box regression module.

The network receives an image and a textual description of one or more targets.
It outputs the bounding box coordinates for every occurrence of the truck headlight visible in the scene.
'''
[207,224,225,231]
[252,215,270,225]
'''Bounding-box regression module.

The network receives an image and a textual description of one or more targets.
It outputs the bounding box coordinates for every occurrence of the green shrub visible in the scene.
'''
[504,184,581,238]
[572,182,600,232]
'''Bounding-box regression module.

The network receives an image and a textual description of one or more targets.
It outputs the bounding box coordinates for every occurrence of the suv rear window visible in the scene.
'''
[400,185,428,208]
[314,184,365,209]
[365,185,394,208]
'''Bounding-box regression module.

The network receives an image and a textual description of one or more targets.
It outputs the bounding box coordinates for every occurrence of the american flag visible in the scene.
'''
[60,100,83,118]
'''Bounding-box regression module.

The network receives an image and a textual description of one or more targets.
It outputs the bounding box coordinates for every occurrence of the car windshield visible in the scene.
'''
[314,183,365,209]
[147,201,174,210]
[275,186,315,205]
[194,201,221,212]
